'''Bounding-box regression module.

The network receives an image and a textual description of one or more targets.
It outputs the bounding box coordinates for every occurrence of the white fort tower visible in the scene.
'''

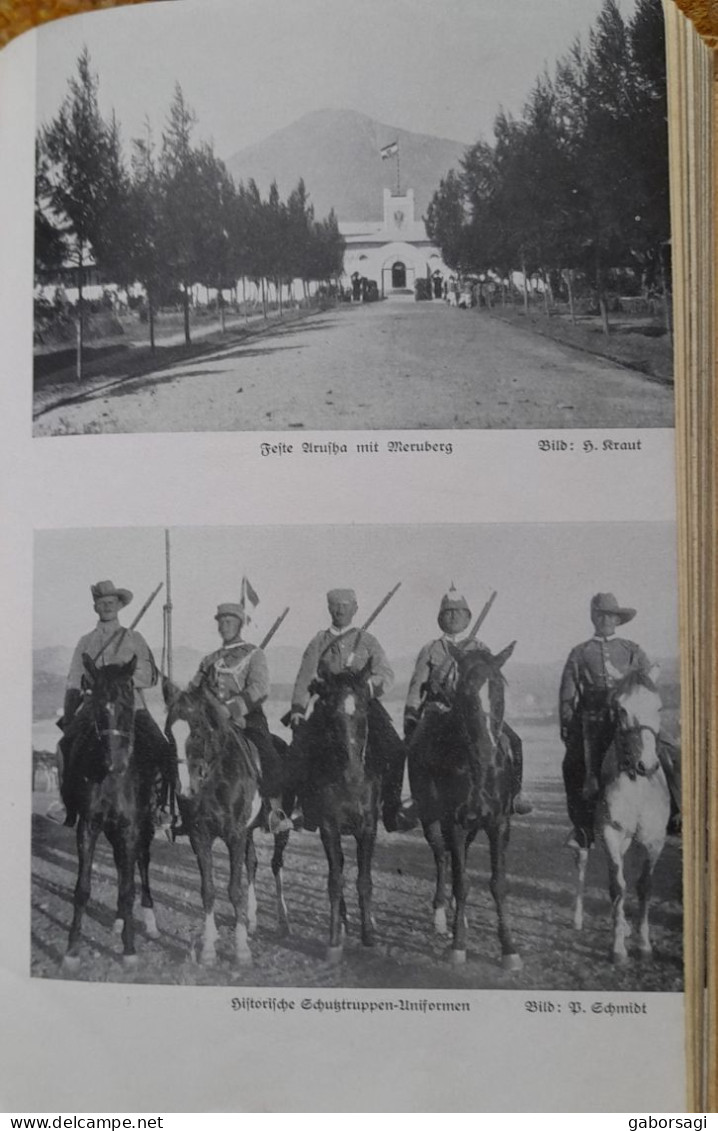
[339,187,447,298]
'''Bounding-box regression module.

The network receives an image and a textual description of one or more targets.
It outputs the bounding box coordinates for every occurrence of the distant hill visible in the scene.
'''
[32,645,680,722]
[225,108,467,223]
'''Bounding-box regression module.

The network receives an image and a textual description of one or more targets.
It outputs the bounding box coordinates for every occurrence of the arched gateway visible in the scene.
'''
[339,187,447,299]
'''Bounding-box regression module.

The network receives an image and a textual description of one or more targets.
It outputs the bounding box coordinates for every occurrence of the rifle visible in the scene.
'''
[280,582,402,726]
[260,607,289,650]
[92,581,164,664]
[463,589,497,645]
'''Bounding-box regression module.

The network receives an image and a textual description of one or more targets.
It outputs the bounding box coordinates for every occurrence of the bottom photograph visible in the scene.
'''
[31,522,682,991]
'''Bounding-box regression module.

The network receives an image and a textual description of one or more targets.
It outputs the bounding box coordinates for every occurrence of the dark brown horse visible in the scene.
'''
[408,642,522,968]
[294,664,380,962]
[164,680,291,963]
[62,655,158,970]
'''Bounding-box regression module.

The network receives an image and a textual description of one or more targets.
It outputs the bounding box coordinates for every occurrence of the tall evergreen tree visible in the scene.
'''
[39,47,116,379]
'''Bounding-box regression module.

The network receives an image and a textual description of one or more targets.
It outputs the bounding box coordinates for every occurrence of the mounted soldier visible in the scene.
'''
[57,579,176,830]
[186,602,292,835]
[404,586,532,816]
[560,592,681,849]
[288,587,415,832]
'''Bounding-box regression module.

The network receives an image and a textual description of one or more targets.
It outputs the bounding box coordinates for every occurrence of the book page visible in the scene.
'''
[0,0,693,1112]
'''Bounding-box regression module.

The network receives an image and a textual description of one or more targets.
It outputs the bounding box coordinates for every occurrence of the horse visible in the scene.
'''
[163,680,291,964]
[294,664,380,962]
[571,668,671,964]
[62,654,159,970]
[407,642,521,969]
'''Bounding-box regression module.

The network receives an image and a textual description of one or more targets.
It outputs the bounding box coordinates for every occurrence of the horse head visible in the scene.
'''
[610,666,662,780]
[448,641,516,748]
[310,662,372,765]
[81,653,137,775]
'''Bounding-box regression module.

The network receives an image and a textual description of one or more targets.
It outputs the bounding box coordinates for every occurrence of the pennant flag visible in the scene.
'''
[242,576,260,607]
[380,141,398,159]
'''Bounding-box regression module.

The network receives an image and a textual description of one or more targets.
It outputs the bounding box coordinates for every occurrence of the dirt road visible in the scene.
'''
[33,303,674,436]
[31,726,682,990]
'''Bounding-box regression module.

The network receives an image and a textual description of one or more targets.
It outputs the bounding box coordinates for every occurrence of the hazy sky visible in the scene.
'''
[34,522,677,665]
[36,0,639,162]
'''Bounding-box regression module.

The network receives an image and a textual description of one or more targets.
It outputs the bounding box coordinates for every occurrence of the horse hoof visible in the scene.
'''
[637,947,653,962]
[113,918,123,936]
[433,909,448,936]
[611,951,629,966]
[502,953,523,972]
[362,933,376,949]
[201,949,217,967]
[326,945,344,965]
[236,950,253,967]
[61,954,80,973]
[247,920,257,938]
[449,948,467,965]
[141,909,159,939]
[572,918,584,932]
[277,921,291,939]
[122,954,138,969]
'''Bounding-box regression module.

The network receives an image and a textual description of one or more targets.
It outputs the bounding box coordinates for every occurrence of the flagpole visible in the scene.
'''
[396,145,400,196]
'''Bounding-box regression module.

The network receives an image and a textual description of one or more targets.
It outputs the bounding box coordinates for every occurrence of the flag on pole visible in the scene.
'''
[380,141,398,159]
[240,576,260,622]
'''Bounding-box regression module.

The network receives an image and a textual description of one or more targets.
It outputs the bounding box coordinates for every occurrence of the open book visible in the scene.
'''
[0,0,715,1114]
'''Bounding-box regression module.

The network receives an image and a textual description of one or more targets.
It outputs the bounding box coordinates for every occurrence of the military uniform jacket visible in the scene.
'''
[406,635,490,714]
[191,641,269,716]
[559,635,651,728]
[66,621,158,710]
[291,627,393,713]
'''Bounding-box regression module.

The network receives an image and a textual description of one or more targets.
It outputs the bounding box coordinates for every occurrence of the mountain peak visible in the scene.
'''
[226,109,466,222]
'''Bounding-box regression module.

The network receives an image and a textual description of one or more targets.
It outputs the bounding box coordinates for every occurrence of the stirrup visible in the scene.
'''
[268,808,293,835]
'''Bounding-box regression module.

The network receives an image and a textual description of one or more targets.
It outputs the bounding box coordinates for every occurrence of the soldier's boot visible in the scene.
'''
[503,724,533,816]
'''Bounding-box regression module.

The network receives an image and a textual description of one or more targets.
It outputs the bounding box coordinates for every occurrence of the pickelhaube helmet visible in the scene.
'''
[439,584,471,617]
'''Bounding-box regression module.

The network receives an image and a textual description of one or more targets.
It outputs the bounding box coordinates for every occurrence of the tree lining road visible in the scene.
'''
[34,302,674,436]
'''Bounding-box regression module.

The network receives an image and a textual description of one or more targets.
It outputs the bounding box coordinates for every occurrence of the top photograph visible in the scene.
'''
[31,0,675,437]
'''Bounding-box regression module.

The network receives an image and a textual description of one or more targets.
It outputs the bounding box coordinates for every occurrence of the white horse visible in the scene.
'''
[572,668,671,964]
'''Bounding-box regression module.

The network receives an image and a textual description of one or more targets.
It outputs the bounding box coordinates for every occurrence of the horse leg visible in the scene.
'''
[356,829,377,947]
[271,830,291,938]
[636,839,664,959]
[572,845,590,931]
[228,834,252,966]
[488,820,522,971]
[111,832,139,964]
[602,826,630,964]
[245,834,258,937]
[320,826,345,963]
[137,824,159,940]
[193,832,218,966]
[63,819,100,970]
[446,823,470,963]
[423,819,449,936]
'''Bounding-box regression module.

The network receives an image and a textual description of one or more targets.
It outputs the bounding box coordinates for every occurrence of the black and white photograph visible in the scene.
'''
[31,522,682,991]
[32,0,675,436]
